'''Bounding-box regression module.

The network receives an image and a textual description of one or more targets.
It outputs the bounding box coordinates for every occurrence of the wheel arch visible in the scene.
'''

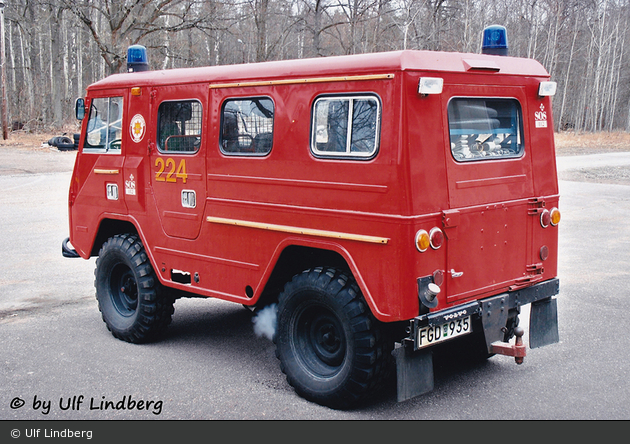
[257,244,348,305]
[90,218,139,257]
[257,240,384,320]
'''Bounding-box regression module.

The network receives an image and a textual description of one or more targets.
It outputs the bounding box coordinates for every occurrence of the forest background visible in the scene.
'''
[3,0,630,135]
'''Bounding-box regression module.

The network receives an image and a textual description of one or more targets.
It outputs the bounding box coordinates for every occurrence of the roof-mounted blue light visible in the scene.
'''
[127,45,149,72]
[482,25,508,56]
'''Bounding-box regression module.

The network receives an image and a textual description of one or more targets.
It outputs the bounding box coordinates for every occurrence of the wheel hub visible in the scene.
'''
[318,325,340,352]
[308,312,345,367]
[110,264,138,316]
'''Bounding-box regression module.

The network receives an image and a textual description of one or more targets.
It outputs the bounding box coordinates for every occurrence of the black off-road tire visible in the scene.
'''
[95,234,174,343]
[274,267,392,409]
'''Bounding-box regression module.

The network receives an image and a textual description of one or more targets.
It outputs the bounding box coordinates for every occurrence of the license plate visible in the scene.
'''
[416,316,471,349]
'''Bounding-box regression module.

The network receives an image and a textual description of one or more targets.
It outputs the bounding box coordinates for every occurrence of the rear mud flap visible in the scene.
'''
[529,297,559,348]
[479,292,559,352]
[394,280,559,402]
[392,344,434,403]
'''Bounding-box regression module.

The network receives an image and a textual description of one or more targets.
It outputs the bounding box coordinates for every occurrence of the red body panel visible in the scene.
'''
[68,50,559,323]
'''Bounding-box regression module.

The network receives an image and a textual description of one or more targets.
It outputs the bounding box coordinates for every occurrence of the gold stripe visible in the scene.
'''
[94,169,120,175]
[209,73,394,89]
[206,216,389,245]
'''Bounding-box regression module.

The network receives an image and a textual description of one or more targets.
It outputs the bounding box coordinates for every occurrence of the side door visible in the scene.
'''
[149,87,207,240]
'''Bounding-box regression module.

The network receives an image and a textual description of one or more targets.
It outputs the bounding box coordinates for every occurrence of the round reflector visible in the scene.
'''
[550,207,561,226]
[540,245,549,261]
[540,209,551,228]
[432,269,444,287]
[415,229,430,252]
[429,227,444,250]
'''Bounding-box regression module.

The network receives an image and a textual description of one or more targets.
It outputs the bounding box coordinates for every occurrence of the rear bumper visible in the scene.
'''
[409,277,559,350]
[394,278,559,402]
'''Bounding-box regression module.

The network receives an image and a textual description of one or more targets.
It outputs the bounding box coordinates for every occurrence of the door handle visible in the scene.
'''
[450,269,464,278]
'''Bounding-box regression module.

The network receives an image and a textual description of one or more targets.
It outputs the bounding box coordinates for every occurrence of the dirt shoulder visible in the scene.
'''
[0,131,78,175]
[554,132,630,185]
[554,131,630,156]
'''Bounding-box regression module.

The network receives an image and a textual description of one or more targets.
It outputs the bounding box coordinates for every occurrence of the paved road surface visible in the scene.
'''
[1,147,629,420]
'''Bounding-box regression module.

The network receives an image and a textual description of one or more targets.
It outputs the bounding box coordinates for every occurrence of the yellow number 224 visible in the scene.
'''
[155,157,187,184]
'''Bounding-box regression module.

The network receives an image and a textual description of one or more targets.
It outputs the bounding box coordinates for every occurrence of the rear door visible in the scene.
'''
[441,86,535,302]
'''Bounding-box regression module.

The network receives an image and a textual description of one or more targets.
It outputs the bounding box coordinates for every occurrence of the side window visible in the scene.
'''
[84,96,123,153]
[448,98,523,161]
[311,95,380,159]
[158,100,202,153]
[220,97,274,156]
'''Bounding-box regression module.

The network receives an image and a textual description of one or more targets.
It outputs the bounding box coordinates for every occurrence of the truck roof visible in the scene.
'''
[87,49,550,90]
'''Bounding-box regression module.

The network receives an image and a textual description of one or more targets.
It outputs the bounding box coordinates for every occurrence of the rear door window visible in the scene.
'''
[448,98,523,161]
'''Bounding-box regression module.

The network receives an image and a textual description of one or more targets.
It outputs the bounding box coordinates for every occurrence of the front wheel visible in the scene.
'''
[95,234,174,343]
[274,267,391,409]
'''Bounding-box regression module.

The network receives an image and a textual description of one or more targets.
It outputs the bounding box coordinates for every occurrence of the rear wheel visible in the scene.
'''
[274,267,391,409]
[95,234,174,343]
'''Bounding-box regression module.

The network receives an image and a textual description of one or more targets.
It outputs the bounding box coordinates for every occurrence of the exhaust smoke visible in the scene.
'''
[252,304,277,341]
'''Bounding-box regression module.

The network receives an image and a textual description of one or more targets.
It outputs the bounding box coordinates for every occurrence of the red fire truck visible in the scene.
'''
[63,27,560,408]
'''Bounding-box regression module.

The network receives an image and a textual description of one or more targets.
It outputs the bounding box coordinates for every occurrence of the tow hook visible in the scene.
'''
[490,326,526,365]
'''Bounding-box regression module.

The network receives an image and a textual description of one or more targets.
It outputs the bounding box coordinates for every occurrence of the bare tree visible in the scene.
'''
[63,0,212,74]
[4,0,630,132]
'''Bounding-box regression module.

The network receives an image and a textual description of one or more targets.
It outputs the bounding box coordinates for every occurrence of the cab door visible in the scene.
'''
[149,87,207,240]
[70,91,127,257]
[441,86,536,303]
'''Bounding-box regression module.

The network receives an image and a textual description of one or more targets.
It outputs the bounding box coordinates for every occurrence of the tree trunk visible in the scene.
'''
[50,6,63,128]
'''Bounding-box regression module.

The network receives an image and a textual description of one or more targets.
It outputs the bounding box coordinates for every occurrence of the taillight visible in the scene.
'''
[540,207,561,228]
[540,209,551,227]
[429,227,444,250]
[415,230,430,252]
[416,227,444,252]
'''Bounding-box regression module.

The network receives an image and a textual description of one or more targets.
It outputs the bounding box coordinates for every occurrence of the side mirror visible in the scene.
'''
[75,98,85,120]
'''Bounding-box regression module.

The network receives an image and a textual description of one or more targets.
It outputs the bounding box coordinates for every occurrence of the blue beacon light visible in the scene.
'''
[482,25,508,56]
[127,45,149,72]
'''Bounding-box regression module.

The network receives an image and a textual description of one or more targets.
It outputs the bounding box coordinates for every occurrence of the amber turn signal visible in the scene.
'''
[415,230,430,252]
[550,207,561,226]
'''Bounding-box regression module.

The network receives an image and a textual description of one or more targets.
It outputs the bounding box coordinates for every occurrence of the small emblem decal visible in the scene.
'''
[534,104,548,128]
[125,174,136,196]
[130,114,146,143]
